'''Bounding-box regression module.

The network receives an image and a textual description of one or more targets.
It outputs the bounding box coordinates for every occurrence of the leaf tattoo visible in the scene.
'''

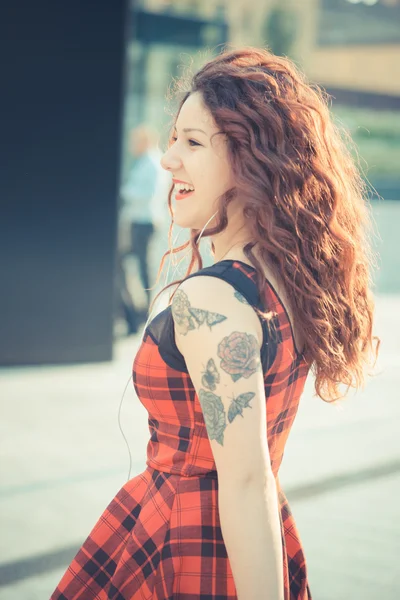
[217,331,261,382]
[227,392,255,423]
[199,389,227,446]
[234,290,248,304]
[171,289,227,335]
[201,358,220,391]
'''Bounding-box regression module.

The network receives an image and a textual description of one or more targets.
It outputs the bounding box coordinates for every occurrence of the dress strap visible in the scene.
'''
[184,260,260,306]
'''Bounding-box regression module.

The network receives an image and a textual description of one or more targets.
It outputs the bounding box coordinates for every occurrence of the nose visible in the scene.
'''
[160,145,182,172]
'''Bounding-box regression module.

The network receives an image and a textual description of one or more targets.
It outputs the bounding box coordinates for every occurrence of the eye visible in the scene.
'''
[170,135,201,147]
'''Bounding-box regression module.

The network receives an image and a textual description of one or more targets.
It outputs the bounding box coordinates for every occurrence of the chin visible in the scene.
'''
[172,213,195,230]
[172,206,208,231]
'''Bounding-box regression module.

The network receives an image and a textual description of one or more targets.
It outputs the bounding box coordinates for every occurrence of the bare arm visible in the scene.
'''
[218,477,284,600]
[172,275,284,600]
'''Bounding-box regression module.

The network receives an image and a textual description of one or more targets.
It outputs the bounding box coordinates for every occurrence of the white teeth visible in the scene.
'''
[175,183,195,193]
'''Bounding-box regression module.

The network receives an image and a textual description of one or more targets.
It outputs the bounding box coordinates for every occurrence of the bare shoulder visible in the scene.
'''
[169,274,272,482]
[171,274,263,346]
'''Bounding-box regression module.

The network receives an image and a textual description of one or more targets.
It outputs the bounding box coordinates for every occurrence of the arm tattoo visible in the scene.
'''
[201,358,220,391]
[234,290,248,304]
[227,392,255,423]
[200,388,256,446]
[199,389,227,446]
[171,289,227,335]
[217,331,261,382]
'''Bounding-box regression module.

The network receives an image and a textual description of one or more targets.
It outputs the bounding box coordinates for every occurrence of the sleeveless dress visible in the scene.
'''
[51,259,312,600]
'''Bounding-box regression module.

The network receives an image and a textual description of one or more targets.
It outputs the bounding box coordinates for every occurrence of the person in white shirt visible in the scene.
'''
[120,125,160,303]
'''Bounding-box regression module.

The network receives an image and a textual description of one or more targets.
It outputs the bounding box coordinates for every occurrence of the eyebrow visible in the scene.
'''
[174,127,207,135]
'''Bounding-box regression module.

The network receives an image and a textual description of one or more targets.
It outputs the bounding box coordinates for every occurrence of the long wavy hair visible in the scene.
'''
[149,46,380,403]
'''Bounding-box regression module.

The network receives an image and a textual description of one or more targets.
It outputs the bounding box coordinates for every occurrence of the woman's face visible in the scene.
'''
[160,92,234,230]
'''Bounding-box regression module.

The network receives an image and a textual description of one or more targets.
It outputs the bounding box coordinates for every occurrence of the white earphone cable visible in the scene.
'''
[119,209,219,481]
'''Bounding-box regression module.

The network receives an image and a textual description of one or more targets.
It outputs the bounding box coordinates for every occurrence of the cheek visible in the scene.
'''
[211,159,234,197]
[198,157,230,192]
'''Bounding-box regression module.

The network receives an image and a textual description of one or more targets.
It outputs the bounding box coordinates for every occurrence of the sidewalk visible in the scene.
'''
[0,294,399,599]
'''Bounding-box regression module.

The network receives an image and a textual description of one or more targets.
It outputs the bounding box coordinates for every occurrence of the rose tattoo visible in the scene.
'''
[199,389,227,446]
[217,331,260,382]
[171,289,196,335]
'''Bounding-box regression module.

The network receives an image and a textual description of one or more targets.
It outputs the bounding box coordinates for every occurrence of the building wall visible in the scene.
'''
[296,0,400,97]
[1,0,126,365]
[223,0,400,98]
[303,44,400,96]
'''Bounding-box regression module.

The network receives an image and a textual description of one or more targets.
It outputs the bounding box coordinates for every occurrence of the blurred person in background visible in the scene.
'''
[118,124,163,334]
[52,47,380,600]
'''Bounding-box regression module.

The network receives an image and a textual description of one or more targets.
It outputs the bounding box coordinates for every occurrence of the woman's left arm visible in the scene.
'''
[171,275,284,600]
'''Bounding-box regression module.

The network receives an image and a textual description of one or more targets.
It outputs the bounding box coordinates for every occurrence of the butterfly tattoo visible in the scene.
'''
[227,392,255,423]
[189,307,227,329]
[171,289,227,335]
[201,358,220,391]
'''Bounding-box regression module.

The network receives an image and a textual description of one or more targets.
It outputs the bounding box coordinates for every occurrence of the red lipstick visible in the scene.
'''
[173,179,195,201]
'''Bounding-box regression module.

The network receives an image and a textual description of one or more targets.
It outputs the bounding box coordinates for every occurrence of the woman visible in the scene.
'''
[51,47,380,600]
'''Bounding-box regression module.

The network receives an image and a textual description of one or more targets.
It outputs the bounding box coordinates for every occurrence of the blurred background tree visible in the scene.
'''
[263,4,297,57]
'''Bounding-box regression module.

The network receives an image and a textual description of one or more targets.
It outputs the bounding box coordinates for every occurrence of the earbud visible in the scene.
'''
[141,210,219,336]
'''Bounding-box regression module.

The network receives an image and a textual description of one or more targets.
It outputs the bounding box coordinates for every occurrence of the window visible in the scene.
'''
[318,0,400,45]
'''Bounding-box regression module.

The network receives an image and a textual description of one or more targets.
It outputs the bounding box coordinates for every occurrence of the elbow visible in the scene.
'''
[245,468,276,490]
[219,464,276,490]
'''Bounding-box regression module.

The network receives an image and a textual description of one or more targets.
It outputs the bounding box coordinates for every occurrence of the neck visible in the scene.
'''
[211,226,254,263]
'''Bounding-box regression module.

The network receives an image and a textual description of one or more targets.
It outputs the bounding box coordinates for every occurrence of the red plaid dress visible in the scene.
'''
[51,259,312,599]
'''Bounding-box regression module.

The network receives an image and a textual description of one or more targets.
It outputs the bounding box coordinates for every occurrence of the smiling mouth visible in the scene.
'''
[175,190,195,201]
[175,185,195,200]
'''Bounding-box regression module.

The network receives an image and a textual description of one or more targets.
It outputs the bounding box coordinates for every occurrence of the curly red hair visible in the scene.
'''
[150,46,380,403]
